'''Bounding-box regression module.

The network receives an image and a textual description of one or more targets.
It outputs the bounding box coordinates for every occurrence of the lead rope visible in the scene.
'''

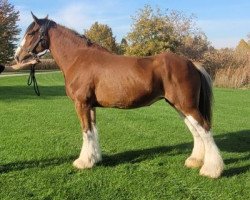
[27,64,40,96]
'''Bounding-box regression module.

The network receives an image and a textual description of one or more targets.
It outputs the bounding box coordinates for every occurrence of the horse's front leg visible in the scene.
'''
[73,101,102,169]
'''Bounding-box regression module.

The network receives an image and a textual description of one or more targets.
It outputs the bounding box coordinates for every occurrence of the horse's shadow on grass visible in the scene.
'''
[0,155,76,174]
[1,130,249,178]
[101,130,250,177]
[0,85,66,100]
[215,129,250,177]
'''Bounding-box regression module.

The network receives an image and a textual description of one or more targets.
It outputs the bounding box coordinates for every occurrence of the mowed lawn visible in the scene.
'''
[0,72,249,200]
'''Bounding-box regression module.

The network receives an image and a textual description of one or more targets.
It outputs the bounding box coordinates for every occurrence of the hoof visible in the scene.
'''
[199,162,224,179]
[73,158,94,169]
[185,157,203,168]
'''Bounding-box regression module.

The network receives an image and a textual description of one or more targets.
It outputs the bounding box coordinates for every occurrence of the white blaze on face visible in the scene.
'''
[15,34,27,59]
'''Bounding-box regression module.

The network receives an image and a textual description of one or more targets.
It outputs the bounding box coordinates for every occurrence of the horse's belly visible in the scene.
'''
[95,84,161,108]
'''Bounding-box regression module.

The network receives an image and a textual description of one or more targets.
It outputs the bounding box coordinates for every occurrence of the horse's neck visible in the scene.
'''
[48,25,88,74]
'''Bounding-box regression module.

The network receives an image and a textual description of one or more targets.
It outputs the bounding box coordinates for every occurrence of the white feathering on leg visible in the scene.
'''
[73,125,102,169]
[187,116,224,178]
[184,117,205,168]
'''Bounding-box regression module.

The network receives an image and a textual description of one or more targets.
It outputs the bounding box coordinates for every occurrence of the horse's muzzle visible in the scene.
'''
[0,64,5,74]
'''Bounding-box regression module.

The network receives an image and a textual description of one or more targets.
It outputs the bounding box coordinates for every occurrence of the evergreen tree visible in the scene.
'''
[117,38,128,55]
[0,0,20,64]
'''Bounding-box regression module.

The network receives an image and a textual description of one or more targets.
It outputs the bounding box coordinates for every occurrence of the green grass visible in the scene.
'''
[0,72,249,200]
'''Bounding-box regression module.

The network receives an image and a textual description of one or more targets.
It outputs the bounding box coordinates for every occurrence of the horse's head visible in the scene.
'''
[14,12,51,65]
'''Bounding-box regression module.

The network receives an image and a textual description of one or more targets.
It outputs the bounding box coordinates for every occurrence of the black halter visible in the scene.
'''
[27,64,40,96]
[25,20,51,96]
[21,20,51,59]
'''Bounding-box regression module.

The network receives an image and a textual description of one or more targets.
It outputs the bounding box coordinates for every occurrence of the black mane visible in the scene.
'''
[68,28,93,46]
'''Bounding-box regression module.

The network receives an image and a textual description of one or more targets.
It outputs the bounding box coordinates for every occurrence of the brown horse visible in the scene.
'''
[14,13,224,178]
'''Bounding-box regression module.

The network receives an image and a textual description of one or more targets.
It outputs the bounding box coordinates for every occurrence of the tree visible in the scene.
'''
[117,38,128,55]
[0,0,20,64]
[125,5,209,60]
[177,33,210,61]
[84,22,118,53]
[125,5,178,56]
[169,10,210,61]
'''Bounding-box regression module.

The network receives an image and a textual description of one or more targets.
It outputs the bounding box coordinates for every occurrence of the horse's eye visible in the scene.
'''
[28,31,36,36]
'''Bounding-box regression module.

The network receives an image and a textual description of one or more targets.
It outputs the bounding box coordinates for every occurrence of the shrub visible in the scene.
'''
[35,59,58,70]
[214,65,249,88]
[202,48,249,79]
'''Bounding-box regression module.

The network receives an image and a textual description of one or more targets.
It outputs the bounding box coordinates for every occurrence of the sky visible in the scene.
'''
[9,0,250,48]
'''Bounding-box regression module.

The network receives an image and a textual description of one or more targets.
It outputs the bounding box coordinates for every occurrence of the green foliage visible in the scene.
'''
[117,38,128,55]
[0,73,249,199]
[126,5,178,56]
[84,22,118,53]
[0,0,20,64]
[125,5,210,60]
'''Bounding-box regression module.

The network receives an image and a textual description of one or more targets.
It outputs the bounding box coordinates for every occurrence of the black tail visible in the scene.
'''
[195,65,213,126]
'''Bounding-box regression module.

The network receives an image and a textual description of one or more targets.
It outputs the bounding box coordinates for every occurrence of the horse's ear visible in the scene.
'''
[45,14,49,19]
[31,11,39,23]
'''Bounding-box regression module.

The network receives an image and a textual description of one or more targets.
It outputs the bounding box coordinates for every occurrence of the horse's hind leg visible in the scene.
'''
[73,101,102,169]
[166,98,205,169]
[181,114,205,168]
[184,110,224,178]
[169,105,204,168]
